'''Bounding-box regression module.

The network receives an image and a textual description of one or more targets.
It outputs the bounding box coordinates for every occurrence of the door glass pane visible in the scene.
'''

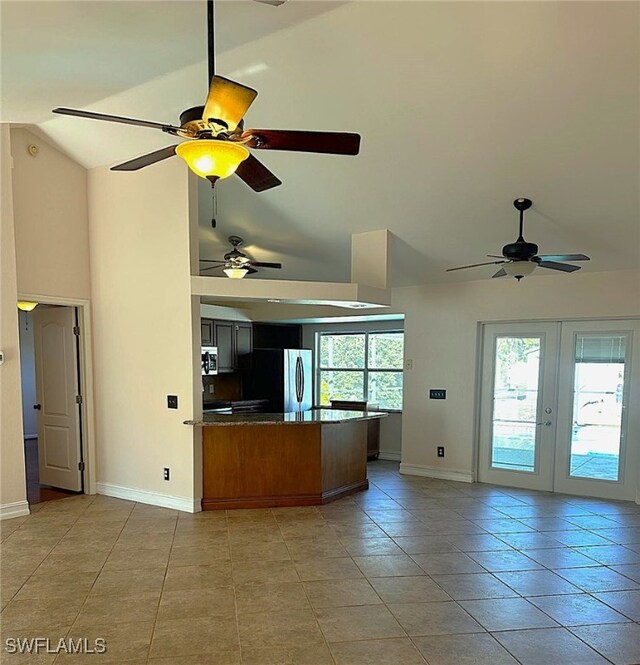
[491,336,542,472]
[569,334,627,481]
[368,371,403,410]
[319,370,365,406]
[319,334,365,368]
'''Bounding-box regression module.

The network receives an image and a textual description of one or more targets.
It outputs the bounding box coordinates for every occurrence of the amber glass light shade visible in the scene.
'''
[176,140,249,180]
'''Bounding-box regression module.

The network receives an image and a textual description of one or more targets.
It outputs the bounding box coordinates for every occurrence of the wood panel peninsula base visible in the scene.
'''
[185,410,386,510]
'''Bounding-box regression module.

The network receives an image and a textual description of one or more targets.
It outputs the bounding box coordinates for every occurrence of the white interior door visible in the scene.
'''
[554,320,640,501]
[33,306,83,491]
[478,322,559,491]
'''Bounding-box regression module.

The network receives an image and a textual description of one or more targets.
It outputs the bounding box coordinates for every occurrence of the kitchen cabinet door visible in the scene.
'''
[234,323,253,366]
[214,321,234,372]
[201,319,214,346]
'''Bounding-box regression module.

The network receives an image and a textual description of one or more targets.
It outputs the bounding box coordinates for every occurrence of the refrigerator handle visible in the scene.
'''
[299,358,305,403]
[295,356,303,403]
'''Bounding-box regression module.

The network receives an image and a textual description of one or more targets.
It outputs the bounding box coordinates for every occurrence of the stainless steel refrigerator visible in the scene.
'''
[242,349,313,412]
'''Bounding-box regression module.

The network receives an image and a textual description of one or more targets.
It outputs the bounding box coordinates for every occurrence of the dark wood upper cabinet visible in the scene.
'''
[201,318,254,373]
[201,319,214,346]
[234,322,253,363]
[252,323,302,349]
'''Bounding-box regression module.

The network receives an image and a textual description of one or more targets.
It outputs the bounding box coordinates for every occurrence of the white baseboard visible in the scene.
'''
[400,463,475,484]
[378,451,401,462]
[0,500,31,520]
[96,483,200,513]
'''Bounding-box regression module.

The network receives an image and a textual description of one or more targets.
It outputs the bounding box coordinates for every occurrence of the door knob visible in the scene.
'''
[33,404,41,410]
[536,420,552,426]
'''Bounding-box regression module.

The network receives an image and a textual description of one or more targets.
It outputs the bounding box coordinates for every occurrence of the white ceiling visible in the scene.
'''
[3,1,639,286]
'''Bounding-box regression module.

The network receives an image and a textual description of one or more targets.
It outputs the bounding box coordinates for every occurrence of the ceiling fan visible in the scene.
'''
[51,0,360,192]
[200,235,282,279]
[446,198,590,281]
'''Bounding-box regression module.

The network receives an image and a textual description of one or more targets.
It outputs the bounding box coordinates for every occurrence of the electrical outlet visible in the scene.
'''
[437,446,445,458]
[430,389,447,400]
[167,395,178,409]
[208,384,214,394]
[163,467,170,481]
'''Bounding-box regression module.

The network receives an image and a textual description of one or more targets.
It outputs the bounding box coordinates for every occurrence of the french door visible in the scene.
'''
[478,320,639,501]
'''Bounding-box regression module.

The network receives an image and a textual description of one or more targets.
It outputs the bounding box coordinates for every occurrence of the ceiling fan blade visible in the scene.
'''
[111,145,179,171]
[246,267,259,275]
[199,259,226,264]
[235,154,282,192]
[537,260,581,273]
[242,129,361,155]
[52,107,181,133]
[492,268,507,278]
[487,254,505,259]
[446,260,506,272]
[200,265,224,272]
[202,76,257,133]
[253,0,285,5]
[249,261,282,269]
[536,253,590,262]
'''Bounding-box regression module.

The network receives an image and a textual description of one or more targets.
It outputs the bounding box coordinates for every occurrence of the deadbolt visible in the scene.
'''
[545,407,552,414]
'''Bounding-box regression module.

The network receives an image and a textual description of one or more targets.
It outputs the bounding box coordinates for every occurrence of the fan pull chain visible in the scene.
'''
[211,187,217,229]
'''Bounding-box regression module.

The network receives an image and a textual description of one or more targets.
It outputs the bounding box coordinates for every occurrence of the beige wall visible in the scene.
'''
[11,128,90,300]
[88,161,199,509]
[397,269,640,483]
[0,125,28,517]
[302,319,404,458]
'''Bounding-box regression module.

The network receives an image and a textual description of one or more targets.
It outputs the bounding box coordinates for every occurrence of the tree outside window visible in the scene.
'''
[317,331,404,410]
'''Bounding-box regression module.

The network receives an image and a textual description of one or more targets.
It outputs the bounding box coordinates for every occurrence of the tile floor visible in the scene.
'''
[1,461,640,664]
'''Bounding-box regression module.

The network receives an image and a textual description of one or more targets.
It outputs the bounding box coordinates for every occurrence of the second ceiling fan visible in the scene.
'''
[200,235,282,279]
[52,0,361,192]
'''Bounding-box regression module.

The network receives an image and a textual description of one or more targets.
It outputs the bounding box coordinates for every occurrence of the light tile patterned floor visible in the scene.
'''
[1,461,640,664]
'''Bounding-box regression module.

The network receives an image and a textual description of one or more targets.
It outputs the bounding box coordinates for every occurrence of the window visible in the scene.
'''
[317,331,404,410]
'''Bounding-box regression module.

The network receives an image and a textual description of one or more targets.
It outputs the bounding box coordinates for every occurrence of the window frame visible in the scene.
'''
[314,330,404,412]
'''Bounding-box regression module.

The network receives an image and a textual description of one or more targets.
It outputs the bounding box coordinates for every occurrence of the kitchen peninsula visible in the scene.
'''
[185,410,386,510]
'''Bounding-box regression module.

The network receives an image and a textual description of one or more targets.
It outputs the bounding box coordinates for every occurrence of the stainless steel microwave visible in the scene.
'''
[201,346,218,376]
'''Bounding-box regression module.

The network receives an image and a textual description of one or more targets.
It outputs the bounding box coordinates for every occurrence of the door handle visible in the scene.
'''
[536,421,552,426]
[33,404,41,410]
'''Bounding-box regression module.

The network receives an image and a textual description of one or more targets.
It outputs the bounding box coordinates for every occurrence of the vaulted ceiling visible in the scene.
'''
[3,1,638,286]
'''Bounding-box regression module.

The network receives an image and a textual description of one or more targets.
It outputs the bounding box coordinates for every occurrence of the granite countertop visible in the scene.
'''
[184,409,388,426]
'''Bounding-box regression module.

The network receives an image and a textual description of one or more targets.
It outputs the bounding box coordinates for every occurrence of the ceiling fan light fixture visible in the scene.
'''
[176,140,249,180]
[223,266,249,279]
[17,301,38,312]
[504,261,536,280]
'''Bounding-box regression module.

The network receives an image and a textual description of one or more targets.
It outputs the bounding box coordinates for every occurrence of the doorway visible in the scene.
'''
[478,319,640,501]
[19,305,85,504]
